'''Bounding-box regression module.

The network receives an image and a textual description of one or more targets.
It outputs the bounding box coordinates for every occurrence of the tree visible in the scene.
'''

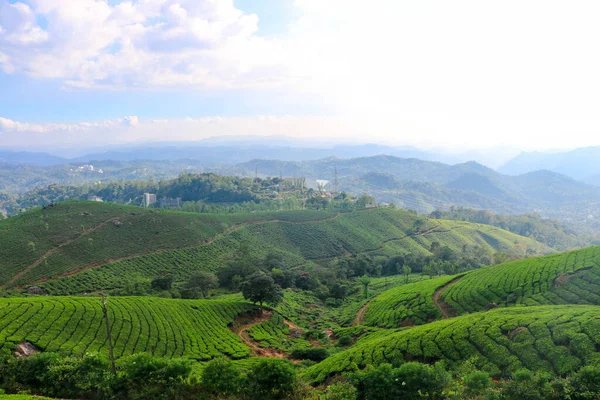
[241,271,283,313]
[330,282,349,300]
[244,359,297,399]
[358,275,371,299]
[201,358,242,397]
[151,273,173,291]
[402,265,412,284]
[356,194,376,209]
[186,271,218,298]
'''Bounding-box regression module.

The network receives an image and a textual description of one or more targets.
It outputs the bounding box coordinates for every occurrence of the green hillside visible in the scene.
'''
[303,305,600,383]
[0,201,549,294]
[0,297,254,361]
[362,275,458,328]
[358,246,600,329]
[442,245,600,313]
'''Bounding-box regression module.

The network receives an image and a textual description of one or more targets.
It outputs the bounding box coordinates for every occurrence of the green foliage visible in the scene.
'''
[244,359,297,400]
[430,206,589,251]
[0,297,254,361]
[463,370,492,394]
[442,246,600,314]
[242,271,284,310]
[570,365,600,400]
[247,314,311,351]
[363,275,457,327]
[184,271,218,298]
[348,362,450,400]
[201,357,243,397]
[290,348,329,362]
[322,382,358,400]
[302,306,600,383]
[337,336,353,347]
[0,203,548,294]
[0,352,195,400]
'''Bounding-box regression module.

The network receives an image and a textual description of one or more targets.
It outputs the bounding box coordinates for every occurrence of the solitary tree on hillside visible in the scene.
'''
[402,265,412,284]
[186,271,219,298]
[241,271,283,313]
[358,275,371,299]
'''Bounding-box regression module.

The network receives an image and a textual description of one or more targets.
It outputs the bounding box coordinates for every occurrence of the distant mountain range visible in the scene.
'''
[499,146,600,184]
[0,138,518,168]
[230,156,600,229]
[2,146,600,231]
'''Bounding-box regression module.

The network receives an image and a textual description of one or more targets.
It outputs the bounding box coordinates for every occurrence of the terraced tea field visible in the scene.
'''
[362,275,459,327]
[0,202,550,294]
[0,297,254,360]
[442,246,600,313]
[303,305,600,383]
[0,201,337,290]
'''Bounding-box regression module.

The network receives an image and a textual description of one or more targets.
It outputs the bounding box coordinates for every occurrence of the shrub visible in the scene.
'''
[463,370,492,396]
[201,358,242,396]
[338,336,353,347]
[323,381,358,400]
[291,348,329,362]
[118,353,193,400]
[570,365,600,399]
[243,359,297,399]
[349,362,449,400]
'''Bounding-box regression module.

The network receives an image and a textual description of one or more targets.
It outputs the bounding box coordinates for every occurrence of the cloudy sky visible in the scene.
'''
[2,0,600,152]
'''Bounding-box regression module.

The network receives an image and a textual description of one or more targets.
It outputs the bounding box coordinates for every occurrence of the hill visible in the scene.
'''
[230,155,600,229]
[0,297,254,361]
[499,146,600,181]
[429,207,592,251]
[302,305,600,382]
[442,245,600,313]
[357,245,600,330]
[0,201,550,294]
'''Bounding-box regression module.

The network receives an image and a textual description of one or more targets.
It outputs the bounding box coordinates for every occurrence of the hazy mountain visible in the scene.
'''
[1,137,518,168]
[231,156,600,228]
[499,146,600,181]
[0,151,67,166]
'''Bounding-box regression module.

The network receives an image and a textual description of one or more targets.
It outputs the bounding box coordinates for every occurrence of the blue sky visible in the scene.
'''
[0,0,306,123]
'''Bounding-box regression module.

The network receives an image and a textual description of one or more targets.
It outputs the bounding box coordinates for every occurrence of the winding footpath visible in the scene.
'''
[432,276,464,319]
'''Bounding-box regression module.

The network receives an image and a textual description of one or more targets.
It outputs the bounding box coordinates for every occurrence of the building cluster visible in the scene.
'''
[143,193,181,209]
[70,164,104,174]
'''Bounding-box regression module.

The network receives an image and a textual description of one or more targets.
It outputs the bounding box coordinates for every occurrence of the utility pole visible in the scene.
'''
[255,166,258,181]
[333,164,339,195]
[101,292,117,374]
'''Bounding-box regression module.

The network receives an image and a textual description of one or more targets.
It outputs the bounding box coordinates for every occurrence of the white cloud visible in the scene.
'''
[0,0,289,88]
[0,116,140,133]
[3,1,600,151]
[4,115,600,153]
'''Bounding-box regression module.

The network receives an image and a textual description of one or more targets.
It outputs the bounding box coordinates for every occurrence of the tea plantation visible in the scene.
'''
[442,245,600,313]
[302,305,600,383]
[0,201,550,294]
[362,275,459,327]
[0,297,254,361]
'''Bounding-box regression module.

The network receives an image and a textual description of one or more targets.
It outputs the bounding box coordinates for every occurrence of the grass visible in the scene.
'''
[302,305,600,383]
[0,297,255,361]
[0,202,550,294]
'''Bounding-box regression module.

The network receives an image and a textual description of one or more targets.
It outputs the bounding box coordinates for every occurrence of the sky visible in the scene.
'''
[2,0,600,153]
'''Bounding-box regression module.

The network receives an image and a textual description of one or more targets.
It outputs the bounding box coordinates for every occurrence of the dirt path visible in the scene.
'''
[231,311,303,359]
[432,276,463,319]
[4,216,123,288]
[353,300,372,326]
